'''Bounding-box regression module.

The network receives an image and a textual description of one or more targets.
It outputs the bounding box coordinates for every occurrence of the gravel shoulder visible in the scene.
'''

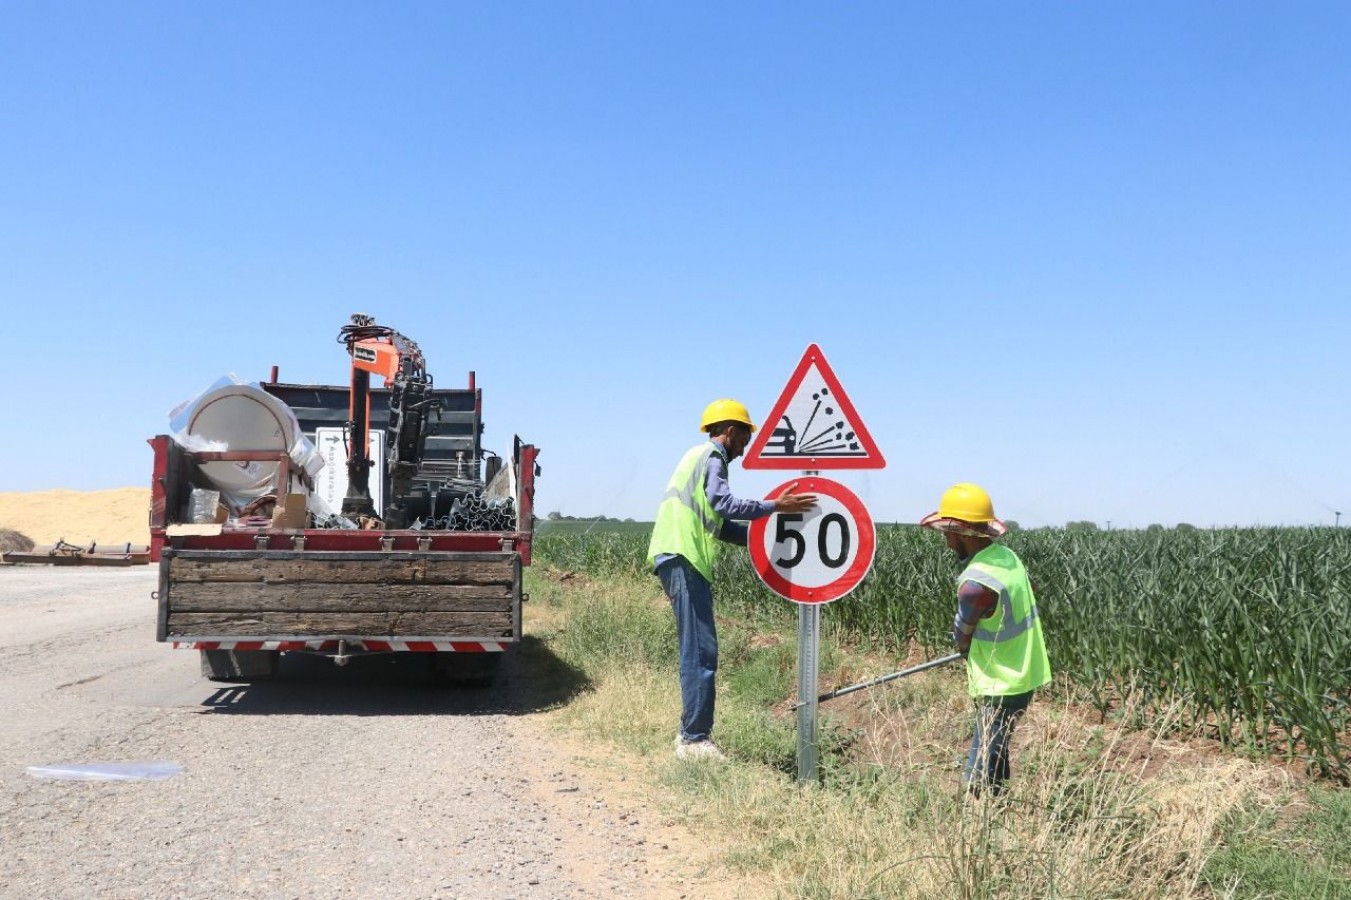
[0,567,728,900]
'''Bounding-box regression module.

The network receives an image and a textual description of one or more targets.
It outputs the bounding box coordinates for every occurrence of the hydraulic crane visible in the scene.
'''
[337,313,441,527]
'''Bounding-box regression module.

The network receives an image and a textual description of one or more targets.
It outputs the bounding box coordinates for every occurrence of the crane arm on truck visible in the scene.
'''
[337,313,441,527]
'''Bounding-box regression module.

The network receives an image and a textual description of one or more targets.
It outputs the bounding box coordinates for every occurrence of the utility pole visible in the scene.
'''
[1337,511,1342,528]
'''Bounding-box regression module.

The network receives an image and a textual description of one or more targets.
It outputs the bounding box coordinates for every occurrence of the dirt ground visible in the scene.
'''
[0,487,151,547]
[0,493,758,895]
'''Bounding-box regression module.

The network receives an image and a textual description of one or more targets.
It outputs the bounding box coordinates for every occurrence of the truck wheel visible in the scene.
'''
[432,652,502,688]
[200,649,280,682]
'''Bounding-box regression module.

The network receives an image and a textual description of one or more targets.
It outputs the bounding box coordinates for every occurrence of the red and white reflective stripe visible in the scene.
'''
[173,640,506,652]
[360,640,506,653]
[172,640,329,651]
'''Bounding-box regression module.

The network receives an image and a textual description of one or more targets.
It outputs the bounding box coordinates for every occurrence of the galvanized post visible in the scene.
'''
[796,602,820,785]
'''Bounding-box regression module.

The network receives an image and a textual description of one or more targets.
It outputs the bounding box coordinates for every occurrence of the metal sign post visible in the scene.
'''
[796,601,820,784]
[796,467,820,786]
[749,475,876,786]
[745,344,885,787]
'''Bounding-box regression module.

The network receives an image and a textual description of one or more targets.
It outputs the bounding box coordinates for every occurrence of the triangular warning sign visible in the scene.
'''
[743,344,886,470]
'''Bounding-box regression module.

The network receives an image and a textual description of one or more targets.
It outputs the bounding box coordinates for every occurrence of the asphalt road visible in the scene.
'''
[0,567,689,900]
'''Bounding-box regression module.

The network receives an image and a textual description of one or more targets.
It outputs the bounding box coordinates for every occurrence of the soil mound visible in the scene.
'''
[0,528,35,553]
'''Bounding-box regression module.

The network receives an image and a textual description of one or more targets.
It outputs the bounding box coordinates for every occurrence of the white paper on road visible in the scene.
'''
[25,761,184,781]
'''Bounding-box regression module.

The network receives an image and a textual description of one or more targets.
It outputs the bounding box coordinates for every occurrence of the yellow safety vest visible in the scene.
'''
[646,442,725,582]
[959,543,1052,697]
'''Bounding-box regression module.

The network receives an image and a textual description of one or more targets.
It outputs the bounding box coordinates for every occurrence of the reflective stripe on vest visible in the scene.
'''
[959,543,1052,697]
[645,442,725,581]
[959,567,1040,643]
[662,447,721,538]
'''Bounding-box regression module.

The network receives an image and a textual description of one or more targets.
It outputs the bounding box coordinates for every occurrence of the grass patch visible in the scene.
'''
[524,567,1351,899]
[1203,788,1351,898]
[724,636,797,706]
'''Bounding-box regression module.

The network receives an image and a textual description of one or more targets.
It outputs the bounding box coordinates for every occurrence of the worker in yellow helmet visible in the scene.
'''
[920,483,1051,795]
[647,399,817,760]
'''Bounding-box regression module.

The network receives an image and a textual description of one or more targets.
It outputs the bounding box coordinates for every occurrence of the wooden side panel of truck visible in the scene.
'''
[157,550,521,643]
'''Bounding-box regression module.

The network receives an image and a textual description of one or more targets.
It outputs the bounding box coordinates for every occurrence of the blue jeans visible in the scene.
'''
[964,691,1032,793]
[657,557,717,743]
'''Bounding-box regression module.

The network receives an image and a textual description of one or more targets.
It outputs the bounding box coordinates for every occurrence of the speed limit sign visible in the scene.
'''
[749,477,876,604]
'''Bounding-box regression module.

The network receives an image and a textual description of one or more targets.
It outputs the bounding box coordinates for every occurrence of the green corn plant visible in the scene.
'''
[535,524,1351,778]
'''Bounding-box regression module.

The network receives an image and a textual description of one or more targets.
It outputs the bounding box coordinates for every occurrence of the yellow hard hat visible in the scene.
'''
[700,398,757,433]
[920,482,1008,537]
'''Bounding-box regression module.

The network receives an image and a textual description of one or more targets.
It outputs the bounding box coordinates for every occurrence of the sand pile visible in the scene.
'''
[0,488,152,547]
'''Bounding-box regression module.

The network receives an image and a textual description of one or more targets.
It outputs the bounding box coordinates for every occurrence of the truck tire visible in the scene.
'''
[200,649,280,682]
[432,652,502,688]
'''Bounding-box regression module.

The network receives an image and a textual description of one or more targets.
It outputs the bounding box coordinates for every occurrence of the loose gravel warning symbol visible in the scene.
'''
[743,344,885,470]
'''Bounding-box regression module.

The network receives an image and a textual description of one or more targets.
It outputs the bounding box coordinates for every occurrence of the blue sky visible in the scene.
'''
[2,2,1346,528]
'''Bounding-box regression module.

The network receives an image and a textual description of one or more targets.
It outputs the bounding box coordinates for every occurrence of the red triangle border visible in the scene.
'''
[742,344,886,470]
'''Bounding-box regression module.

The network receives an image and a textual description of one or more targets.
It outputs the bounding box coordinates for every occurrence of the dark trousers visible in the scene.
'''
[963,691,1032,793]
[657,557,717,743]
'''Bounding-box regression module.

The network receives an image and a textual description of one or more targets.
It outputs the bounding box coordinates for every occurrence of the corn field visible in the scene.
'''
[535,524,1351,779]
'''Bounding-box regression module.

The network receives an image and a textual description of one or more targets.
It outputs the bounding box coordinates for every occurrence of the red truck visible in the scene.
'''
[148,315,539,685]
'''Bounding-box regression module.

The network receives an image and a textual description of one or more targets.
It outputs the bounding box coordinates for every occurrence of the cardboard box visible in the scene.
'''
[270,493,309,529]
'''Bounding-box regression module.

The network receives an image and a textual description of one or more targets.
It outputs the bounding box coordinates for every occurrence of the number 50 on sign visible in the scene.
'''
[748,478,876,604]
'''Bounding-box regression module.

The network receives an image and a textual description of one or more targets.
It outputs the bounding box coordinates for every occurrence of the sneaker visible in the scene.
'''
[675,737,726,761]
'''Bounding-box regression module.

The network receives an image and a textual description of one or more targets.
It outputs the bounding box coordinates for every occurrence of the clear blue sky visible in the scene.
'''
[2,3,1346,528]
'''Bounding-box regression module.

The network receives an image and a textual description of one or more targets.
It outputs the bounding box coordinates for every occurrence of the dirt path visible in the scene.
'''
[0,566,722,900]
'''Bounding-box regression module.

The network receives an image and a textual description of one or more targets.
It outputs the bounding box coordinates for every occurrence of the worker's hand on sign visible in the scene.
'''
[773,484,818,514]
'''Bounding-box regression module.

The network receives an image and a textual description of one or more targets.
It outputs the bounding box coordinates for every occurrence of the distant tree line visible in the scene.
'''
[545,512,637,523]
[545,513,1206,531]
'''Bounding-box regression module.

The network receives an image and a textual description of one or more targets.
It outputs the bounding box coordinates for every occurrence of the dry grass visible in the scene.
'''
[528,567,1298,899]
[668,692,1277,899]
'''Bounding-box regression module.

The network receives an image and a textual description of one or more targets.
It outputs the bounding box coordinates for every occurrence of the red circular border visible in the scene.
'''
[748,477,876,604]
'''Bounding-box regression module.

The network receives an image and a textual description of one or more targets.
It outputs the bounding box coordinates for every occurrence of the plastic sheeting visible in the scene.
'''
[25,762,185,782]
[167,374,324,513]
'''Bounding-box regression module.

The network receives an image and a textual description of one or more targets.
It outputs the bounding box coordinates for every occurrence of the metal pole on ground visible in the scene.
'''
[792,652,962,709]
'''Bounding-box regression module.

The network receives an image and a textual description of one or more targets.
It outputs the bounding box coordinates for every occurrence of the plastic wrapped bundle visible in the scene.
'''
[167,375,324,513]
